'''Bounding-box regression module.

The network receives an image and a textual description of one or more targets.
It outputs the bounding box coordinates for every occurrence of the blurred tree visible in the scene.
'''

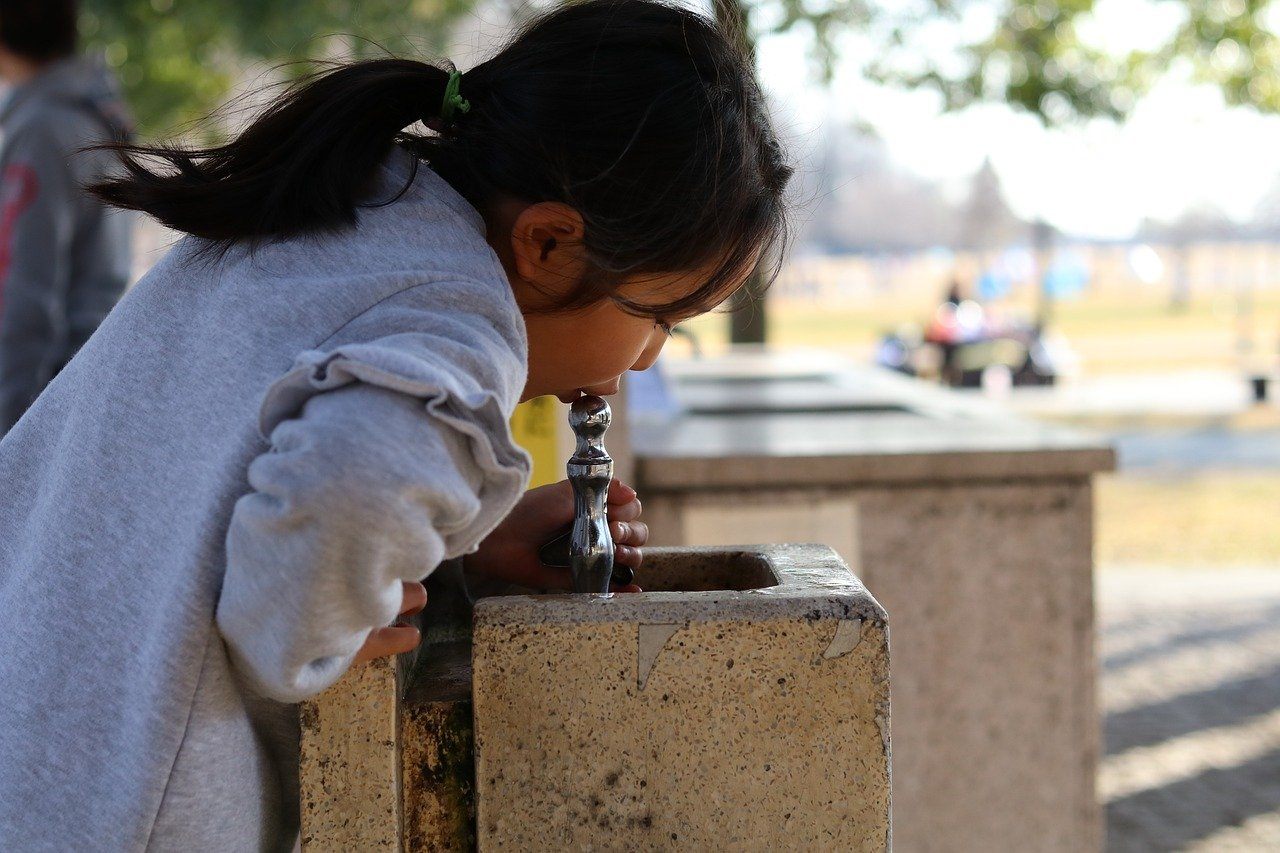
[763,0,1280,125]
[81,0,1280,142]
[802,129,963,252]
[713,0,770,344]
[957,156,1023,250]
[75,0,1280,344]
[1253,174,1280,238]
[721,0,1280,340]
[80,0,1280,139]
[1140,204,1240,309]
[80,0,474,137]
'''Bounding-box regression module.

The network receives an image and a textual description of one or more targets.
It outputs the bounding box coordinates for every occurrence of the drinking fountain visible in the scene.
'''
[298,397,892,851]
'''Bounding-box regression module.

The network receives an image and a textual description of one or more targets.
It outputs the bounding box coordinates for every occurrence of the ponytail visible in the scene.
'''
[91,60,452,242]
[92,1,793,319]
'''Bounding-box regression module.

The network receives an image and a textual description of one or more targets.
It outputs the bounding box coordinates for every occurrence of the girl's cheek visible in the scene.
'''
[574,335,636,384]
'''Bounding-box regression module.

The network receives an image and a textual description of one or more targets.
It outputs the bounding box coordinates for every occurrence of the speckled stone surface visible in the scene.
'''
[298,655,401,851]
[471,545,891,850]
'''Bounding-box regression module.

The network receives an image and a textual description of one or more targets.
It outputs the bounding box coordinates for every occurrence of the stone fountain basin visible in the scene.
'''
[299,545,891,852]
[469,544,891,850]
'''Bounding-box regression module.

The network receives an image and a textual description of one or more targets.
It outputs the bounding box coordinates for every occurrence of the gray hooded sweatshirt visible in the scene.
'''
[0,150,531,850]
[0,56,134,431]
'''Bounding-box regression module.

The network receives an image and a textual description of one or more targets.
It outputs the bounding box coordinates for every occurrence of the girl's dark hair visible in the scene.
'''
[0,0,78,62]
[92,0,792,316]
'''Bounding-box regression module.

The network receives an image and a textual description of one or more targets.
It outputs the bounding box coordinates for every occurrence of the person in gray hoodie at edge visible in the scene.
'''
[0,0,133,432]
[0,1,792,849]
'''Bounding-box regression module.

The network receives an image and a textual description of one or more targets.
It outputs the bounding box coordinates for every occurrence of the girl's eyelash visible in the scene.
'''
[656,320,675,336]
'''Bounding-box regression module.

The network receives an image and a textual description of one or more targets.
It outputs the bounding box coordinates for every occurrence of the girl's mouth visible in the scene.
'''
[556,381,621,404]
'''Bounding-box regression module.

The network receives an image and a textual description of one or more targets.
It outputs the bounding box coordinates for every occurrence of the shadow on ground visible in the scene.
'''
[1099,570,1280,852]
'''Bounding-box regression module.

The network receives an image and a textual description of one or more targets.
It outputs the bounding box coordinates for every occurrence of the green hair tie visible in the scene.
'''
[440,70,471,122]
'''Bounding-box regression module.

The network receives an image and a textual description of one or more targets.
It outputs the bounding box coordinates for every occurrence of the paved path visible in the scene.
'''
[1011,371,1257,421]
[1109,428,1280,473]
[997,369,1280,473]
[1099,569,1280,851]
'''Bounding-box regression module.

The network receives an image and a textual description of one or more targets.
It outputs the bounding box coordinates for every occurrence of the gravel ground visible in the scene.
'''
[1099,569,1280,852]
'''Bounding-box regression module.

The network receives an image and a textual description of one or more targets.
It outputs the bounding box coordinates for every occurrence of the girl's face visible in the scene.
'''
[520,271,709,403]
[489,200,749,403]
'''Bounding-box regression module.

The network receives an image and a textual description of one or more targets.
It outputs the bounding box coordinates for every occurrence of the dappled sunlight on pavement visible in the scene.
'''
[1099,569,1280,852]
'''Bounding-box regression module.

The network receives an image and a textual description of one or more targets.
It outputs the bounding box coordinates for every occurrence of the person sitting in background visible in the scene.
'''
[0,0,133,432]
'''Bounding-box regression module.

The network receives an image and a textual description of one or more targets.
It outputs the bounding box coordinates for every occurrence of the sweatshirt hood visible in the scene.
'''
[1,55,134,140]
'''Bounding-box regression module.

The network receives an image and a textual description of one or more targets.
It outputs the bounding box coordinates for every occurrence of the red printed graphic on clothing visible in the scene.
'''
[0,163,40,315]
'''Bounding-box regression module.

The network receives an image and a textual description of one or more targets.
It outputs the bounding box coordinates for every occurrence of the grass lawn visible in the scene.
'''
[1097,472,1280,567]
[680,289,1280,376]
[678,285,1280,569]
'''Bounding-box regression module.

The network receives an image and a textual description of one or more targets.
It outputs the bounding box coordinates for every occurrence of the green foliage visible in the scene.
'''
[78,0,1280,136]
[761,0,1280,125]
[1163,0,1280,111]
[79,0,471,137]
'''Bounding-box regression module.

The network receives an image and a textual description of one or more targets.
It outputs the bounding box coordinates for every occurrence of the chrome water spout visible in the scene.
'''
[536,395,632,590]
[566,395,615,593]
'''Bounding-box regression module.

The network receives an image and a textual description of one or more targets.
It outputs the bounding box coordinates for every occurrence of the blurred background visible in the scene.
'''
[74,0,1280,849]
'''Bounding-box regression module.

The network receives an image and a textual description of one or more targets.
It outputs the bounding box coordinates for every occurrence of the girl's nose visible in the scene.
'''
[630,329,669,374]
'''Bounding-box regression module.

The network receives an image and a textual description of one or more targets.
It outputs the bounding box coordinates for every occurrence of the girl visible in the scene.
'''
[0,0,790,849]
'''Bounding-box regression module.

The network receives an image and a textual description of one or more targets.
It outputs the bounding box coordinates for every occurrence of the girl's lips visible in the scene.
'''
[556,383,620,403]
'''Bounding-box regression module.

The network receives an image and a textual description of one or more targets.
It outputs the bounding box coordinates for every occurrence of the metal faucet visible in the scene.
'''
[565,395,615,593]
[537,395,626,592]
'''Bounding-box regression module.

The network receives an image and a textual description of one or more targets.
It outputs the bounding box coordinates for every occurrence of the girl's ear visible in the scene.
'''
[509,202,588,299]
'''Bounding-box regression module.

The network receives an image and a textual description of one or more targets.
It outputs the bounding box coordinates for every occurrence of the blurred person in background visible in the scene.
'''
[0,0,133,432]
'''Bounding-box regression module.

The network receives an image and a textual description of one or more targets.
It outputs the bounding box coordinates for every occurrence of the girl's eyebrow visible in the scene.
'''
[648,308,700,323]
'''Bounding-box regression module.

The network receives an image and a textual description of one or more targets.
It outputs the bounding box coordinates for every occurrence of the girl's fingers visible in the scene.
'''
[608,498,643,523]
[400,581,428,616]
[628,521,649,546]
[608,479,638,504]
[610,520,648,547]
[354,625,421,665]
[353,581,428,666]
[615,544,643,569]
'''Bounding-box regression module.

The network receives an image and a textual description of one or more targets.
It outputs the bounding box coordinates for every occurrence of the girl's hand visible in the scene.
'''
[466,478,647,592]
[353,580,427,664]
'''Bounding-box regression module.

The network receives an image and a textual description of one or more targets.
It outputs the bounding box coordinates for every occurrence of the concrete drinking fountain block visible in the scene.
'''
[299,544,891,851]
[472,543,891,850]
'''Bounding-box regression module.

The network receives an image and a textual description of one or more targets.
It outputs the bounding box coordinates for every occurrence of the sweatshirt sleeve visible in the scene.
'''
[216,379,524,703]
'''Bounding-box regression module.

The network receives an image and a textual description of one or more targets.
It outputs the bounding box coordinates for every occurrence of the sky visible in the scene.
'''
[752,0,1280,240]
